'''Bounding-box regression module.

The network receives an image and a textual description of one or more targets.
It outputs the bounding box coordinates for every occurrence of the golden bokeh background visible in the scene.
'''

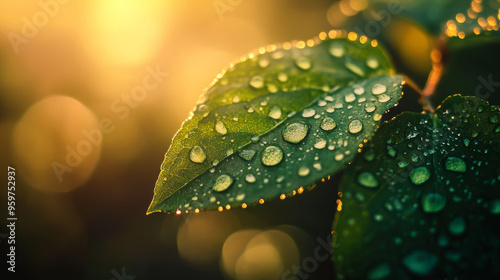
[0,0,432,279]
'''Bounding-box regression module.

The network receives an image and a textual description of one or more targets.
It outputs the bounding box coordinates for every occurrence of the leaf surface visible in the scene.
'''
[148,32,404,214]
[332,95,500,279]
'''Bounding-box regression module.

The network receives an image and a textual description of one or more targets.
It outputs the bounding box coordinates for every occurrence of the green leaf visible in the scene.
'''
[332,95,500,279]
[148,32,404,214]
[369,0,500,37]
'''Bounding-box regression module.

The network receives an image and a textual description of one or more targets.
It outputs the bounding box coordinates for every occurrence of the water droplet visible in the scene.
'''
[448,217,466,235]
[357,172,379,188]
[251,136,260,143]
[377,94,391,103]
[345,93,356,103]
[387,145,397,158]
[373,114,382,121]
[295,56,311,70]
[366,56,379,69]
[318,100,327,107]
[397,160,409,168]
[196,104,210,117]
[410,167,430,185]
[278,72,288,82]
[189,146,207,163]
[365,103,376,113]
[321,117,337,131]
[444,157,466,173]
[354,86,365,95]
[421,193,446,213]
[215,120,228,135]
[213,174,233,192]
[410,153,420,162]
[261,145,284,166]
[239,149,256,161]
[302,108,316,118]
[335,153,344,161]
[402,250,437,276]
[249,75,265,89]
[268,106,282,119]
[236,193,246,201]
[314,138,327,149]
[490,115,499,124]
[371,84,387,95]
[258,58,269,68]
[349,120,363,134]
[283,122,309,144]
[329,43,344,57]
[245,174,256,183]
[298,166,310,176]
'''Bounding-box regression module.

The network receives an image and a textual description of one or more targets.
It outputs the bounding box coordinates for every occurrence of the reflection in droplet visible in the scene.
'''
[190,146,207,163]
[261,145,284,166]
[213,174,234,192]
[283,123,309,144]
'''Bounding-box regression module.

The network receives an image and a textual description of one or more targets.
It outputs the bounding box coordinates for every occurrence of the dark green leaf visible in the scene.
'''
[148,33,404,214]
[332,95,500,279]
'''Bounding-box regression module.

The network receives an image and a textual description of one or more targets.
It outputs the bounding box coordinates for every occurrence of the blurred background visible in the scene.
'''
[0,0,435,279]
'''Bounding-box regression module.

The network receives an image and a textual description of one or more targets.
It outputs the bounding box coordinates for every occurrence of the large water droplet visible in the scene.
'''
[196,104,210,117]
[314,138,327,149]
[444,157,466,173]
[373,114,382,121]
[239,149,256,161]
[302,108,316,118]
[448,217,466,235]
[249,75,265,89]
[357,172,379,188]
[421,193,446,213]
[295,56,311,70]
[268,106,282,119]
[245,174,256,183]
[215,120,228,135]
[261,145,284,166]
[189,146,207,163]
[345,93,356,103]
[321,117,337,131]
[298,166,310,176]
[365,103,376,113]
[329,43,344,57]
[402,250,437,276]
[409,167,430,185]
[490,115,499,124]
[371,84,387,95]
[283,122,309,143]
[377,94,391,103]
[213,174,233,192]
[349,120,363,134]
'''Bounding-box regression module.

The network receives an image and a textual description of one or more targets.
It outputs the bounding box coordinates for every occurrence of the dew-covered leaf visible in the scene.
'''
[148,32,404,214]
[332,95,500,279]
